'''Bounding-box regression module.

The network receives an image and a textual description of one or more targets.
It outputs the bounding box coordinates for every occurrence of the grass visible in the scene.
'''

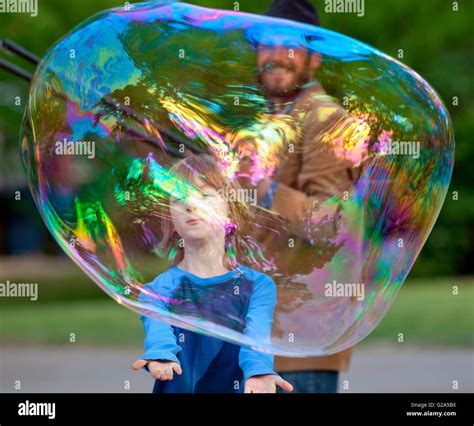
[0,299,142,346]
[364,276,474,347]
[1,274,473,348]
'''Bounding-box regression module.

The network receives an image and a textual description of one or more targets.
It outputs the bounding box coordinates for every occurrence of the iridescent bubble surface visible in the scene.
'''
[21,0,454,356]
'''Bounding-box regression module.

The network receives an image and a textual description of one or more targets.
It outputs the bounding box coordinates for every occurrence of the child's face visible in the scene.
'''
[169,177,229,242]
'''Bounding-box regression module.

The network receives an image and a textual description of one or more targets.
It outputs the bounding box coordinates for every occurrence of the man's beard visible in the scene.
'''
[257,61,312,98]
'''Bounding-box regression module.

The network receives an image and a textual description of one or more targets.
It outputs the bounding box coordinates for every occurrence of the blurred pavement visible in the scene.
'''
[1,343,473,393]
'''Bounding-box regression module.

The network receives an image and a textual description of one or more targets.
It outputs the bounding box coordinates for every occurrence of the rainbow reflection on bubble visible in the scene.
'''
[21,0,454,356]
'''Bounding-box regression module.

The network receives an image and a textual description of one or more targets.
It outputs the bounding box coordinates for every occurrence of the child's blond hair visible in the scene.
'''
[159,153,250,268]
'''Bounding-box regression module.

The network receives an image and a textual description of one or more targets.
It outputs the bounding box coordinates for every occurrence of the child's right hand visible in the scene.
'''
[132,359,182,381]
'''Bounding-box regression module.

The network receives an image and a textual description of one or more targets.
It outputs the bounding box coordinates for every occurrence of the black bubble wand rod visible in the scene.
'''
[0,39,206,157]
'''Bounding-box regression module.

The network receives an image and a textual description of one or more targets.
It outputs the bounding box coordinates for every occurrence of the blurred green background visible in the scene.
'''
[0,0,472,349]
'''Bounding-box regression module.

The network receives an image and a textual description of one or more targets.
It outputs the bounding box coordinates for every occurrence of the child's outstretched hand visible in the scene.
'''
[132,359,182,381]
[244,374,293,393]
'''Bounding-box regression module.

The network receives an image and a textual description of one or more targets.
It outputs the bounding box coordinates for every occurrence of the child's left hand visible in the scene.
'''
[244,374,293,393]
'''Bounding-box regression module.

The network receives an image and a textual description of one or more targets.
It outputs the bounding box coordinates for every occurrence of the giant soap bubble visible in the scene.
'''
[21,0,454,356]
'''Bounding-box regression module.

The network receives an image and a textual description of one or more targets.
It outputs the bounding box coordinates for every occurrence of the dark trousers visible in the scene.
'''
[277,370,339,393]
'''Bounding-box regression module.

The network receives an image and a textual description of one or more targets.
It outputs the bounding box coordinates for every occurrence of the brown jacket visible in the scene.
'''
[249,82,367,373]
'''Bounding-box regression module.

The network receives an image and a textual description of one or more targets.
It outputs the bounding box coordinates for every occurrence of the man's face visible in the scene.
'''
[257,45,313,97]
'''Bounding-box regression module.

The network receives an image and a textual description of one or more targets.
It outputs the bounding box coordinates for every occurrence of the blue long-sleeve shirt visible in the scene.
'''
[138,264,277,392]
